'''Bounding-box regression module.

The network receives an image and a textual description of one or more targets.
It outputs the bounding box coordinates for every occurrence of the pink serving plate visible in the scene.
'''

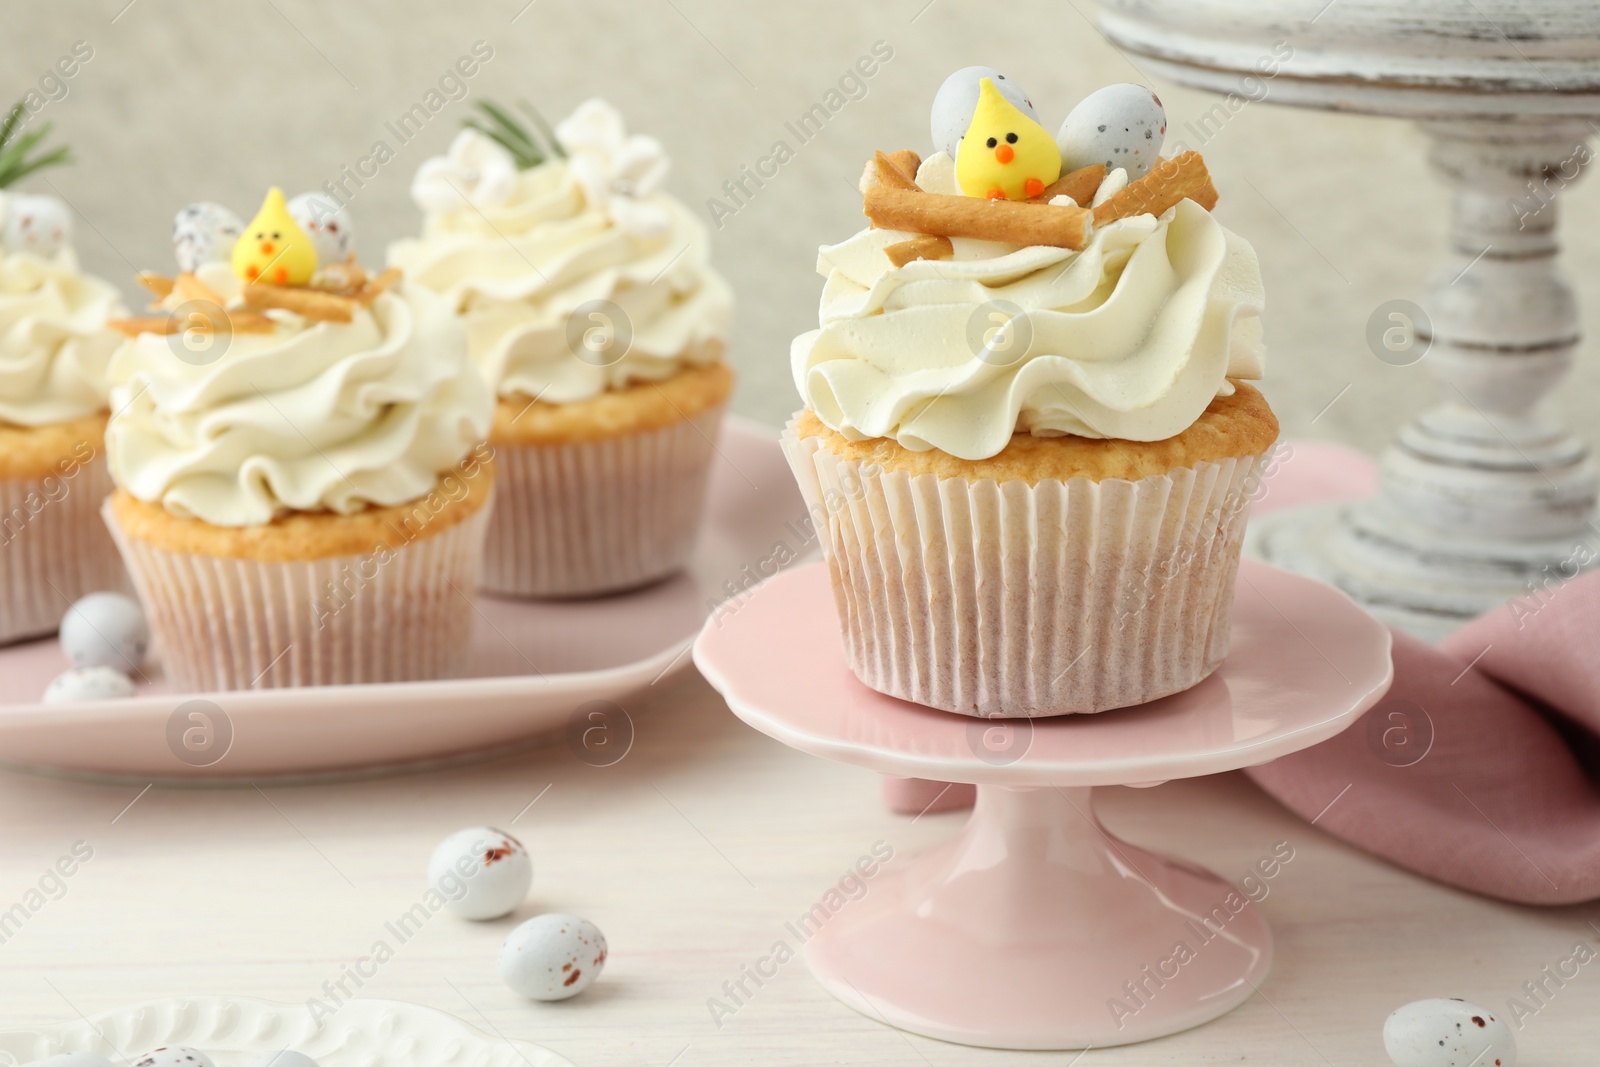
[0,417,806,781]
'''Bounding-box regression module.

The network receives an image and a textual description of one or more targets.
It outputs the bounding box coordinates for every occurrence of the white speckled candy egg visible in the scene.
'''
[1383,998,1516,1067]
[929,66,1039,159]
[2,193,72,258]
[500,913,608,1001]
[44,666,135,703]
[132,1049,217,1067]
[172,201,243,273]
[1057,83,1166,180]
[287,192,354,266]
[428,826,533,921]
[60,591,149,672]
[249,1052,320,1067]
[27,1054,118,1067]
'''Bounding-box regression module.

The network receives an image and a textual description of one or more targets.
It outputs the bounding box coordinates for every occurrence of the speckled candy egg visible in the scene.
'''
[2,193,72,258]
[27,1054,118,1067]
[132,1049,217,1067]
[173,201,243,274]
[60,591,149,671]
[1383,998,1516,1067]
[287,192,354,267]
[428,826,533,920]
[929,66,1038,160]
[1057,83,1166,180]
[499,913,608,1001]
[44,666,135,703]
[249,1053,320,1067]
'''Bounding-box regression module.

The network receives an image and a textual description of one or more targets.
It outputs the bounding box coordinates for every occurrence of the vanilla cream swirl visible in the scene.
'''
[0,248,126,426]
[106,263,492,527]
[388,146,731,405]
[792,172,1266,460]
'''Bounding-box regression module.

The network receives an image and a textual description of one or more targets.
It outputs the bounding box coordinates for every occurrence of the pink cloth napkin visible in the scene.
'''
[1246,440,1600,905]
[884,440,1600,905]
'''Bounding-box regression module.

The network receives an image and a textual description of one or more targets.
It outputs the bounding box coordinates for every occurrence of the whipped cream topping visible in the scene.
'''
[792,155,1265,460]
[0,247,126,427]
[106,263,492,527]
[389,105,731,406]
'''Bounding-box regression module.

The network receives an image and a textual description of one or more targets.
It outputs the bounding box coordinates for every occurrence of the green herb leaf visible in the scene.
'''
[0,104,71,189]
[462,98,564,171]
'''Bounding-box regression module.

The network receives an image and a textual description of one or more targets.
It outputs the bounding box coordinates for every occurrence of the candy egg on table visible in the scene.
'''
[132,1049,216,1067]
[44,666,135,703]
[1,193,72,258]
[60,591,149,671]
[929,65,1038,159]
[172,201,243,274]
[1382,998,1516,1067]
[428,826,533,920]
[249,1052,320,1067]
[499,913,608,1001]
[26,1054,118,1067]
[288,192,354,267]
[1057,83,1167,180]
[954,77,1061,200]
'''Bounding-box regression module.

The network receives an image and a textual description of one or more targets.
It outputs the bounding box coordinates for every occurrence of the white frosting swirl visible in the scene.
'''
[0,248,126,426]
[388,115,731,405]
[792,164,1265,460]
[106,263,492,527]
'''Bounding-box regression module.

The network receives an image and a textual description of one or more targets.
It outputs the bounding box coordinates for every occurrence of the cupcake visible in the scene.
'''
[103,188,494,691]
[389,99,733,598]
[784,73,1277,717]
[0,108,129,644]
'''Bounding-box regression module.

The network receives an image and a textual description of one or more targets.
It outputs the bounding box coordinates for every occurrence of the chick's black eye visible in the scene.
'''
[1006,132,1018,144]
[986,137,997,148]
[271,231,281,239]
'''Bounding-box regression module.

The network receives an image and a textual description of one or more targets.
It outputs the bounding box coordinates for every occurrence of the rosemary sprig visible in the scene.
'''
[0,100,72,188]
[464,99,565,170]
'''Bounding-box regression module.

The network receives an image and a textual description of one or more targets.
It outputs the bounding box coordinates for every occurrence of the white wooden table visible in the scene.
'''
[0,669,1593,1065]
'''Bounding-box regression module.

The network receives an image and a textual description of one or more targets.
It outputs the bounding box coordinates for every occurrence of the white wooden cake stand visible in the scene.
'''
[1101,0,1600,640]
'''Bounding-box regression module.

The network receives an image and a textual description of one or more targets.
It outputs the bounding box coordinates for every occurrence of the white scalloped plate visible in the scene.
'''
[0,995,574,1066]
[0,417,806,780]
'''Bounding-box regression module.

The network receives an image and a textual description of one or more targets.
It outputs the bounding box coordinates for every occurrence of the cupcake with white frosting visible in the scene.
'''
[0,109,129,644]
[784,75,1278,717]
[389,99,733,597]
[103,189,494,690]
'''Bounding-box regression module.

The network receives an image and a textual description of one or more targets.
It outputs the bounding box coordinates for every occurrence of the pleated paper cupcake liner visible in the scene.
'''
[482,405,726,598]
[782,418,1268,718]
[104,498,492,692]
[0,456,127,645]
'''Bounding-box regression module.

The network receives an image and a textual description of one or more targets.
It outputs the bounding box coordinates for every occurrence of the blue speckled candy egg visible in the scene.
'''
[500,913,608,1001]
[1057,83,1166,179]
[44,666,135,703]
[172,202,243,274]
[132,1049,216,1067]
[1382,998,1516,1067]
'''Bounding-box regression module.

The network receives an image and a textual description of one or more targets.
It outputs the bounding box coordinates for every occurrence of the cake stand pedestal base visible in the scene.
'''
[694,560,1392,1050]
[808,783,1269,1050]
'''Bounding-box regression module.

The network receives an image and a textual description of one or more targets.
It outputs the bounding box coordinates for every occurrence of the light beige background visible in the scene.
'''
[8,0,1600,453]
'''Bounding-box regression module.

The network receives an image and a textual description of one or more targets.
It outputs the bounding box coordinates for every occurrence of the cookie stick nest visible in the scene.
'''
[109,264,403,336]
[861,149,1218,252]
[863,152,1093,250]
[1092,151,1218,225]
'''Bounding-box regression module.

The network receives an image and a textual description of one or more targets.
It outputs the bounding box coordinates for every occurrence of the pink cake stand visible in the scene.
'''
[693,559,1392,1050]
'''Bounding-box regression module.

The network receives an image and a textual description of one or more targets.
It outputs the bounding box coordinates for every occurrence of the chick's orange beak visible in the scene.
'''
[995,143,1015,164]
[259,240,276,256]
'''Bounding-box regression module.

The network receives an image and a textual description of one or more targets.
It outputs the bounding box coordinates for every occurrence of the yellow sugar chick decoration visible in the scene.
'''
[955,77,1062,201]
[231,187,318,286]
